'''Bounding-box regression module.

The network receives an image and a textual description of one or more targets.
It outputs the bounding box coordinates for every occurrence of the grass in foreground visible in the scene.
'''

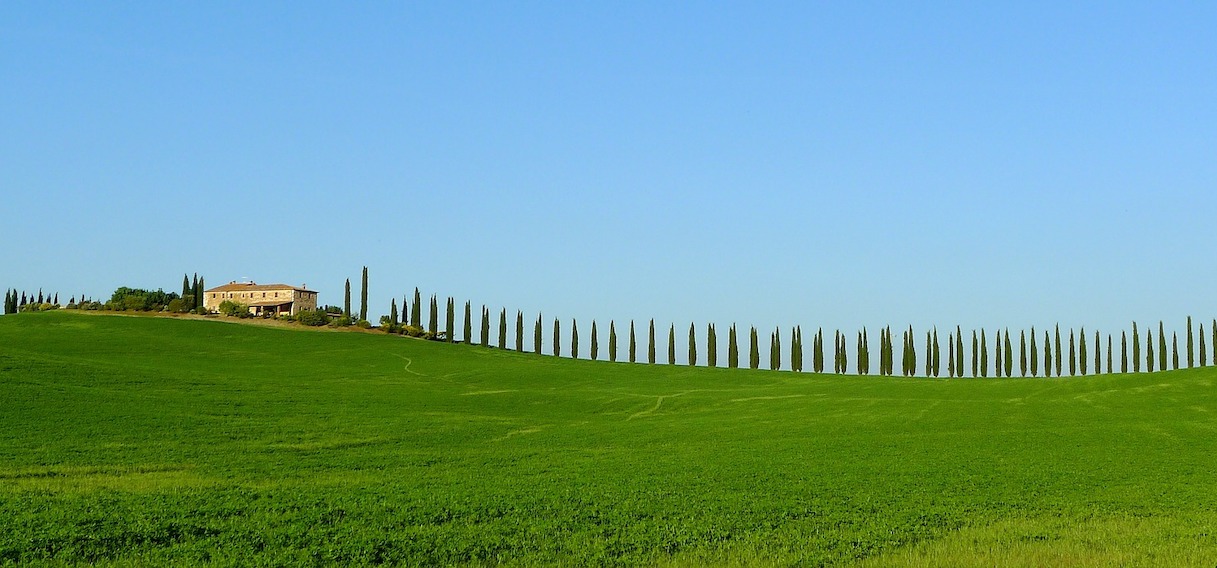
[0,311,1214,566]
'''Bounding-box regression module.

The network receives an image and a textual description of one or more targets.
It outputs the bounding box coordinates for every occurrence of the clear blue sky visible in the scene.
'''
[3,3,1215,357]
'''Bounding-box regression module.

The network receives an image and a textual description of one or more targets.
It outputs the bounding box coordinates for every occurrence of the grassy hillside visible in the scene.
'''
[1,311,1215,566]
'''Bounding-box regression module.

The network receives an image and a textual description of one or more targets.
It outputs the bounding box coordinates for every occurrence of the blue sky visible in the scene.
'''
[3,2,1215,358]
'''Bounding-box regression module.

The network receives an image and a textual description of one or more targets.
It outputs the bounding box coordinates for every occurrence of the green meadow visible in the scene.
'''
[1,311,1215,566]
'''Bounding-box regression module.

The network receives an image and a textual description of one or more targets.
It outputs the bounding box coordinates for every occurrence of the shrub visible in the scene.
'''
[295,309,331,327]
[356,320,371,329]
[218,301,251,318]
[166,299,187,313]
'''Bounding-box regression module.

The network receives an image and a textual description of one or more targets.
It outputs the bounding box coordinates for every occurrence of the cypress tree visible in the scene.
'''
[901,330,909,376]
[53,293,57,306]
[858,331,866,375]
[1187,316,1194,368]
[572,319,580,359]
[815,328,825,373]
[1002,329,1012,377]
[1068,330,1076,376]
[498,309,507,349]
[773,328,782,371]
[481,306,490,346]
[1212,319,1216,365]
[182,275,191,309]
[1030,328,1039,377]
[390,299,399,326]
[833,330,841,374]
[344,280,351,318]
[1020,330,1027,377]
[1132,322,1141,372]
[535,314,543,354]
[464,302,473,344]
[994,331,1002,378]
[932,328,941,377]
[980,330,988,377]
[792,326,802,373]
[971,330,978,377]
[925,331,932,377]
[515,310,524,351]
[648,320,656,364]
[1200,323,1207,368]
[591,321,599,361]
[1121,331,1128,373]
[3,290,10,314]
[429,296,439,334]
[1147,330,1155,372]
[840,330,848,374]
[728,324,739,369]
[1158,321,1167,372]
[1054,325,1063,377]
[629,320,637,363]
[1172,332,1179,370]
[668,324,676,365]
[553,318,560,357]
[412,289,421,327]
[1044,330,1052,378]
[446,298,456,343]
[192,274,201,309]
[1097,331,1104,374]
[1079,327,1087,375]
[609,321,617,362]
[708,324,717,368]
[197,276,205,309]
[688,323,697,366]
[359,266,368,322]
[749,327,760,370]
[947,334,955,378]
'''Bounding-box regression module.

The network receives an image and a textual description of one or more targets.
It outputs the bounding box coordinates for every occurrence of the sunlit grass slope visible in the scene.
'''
[1,311,1215,566]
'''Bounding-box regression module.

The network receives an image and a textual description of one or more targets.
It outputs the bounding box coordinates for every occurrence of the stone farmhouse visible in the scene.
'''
[204,282,318,317]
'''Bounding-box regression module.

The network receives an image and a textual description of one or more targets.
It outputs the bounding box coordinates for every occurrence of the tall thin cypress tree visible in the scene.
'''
[359,266,368,322]
[1020,330,1027,377]
[1212,319,1216,365]
[481,306,490,346]
[534,314,542,354]
[1002,329,1012,377]
[773,328,783,371]
[1132,322,1141,372]
[815,328,824,373]
[1158,321,1167,372]
[515,310,523,351]
[933,328,941,377]
[1200,323,1207,368]
[859,331,866,375]
[1121,331,1128,373]
[1097,330,1103,374]
[1069,330,1077,376]
[994,331,1002,378]
[390,299,399,326]
[498,309,507,349]
[609,321,617,362]
[668,324,676,365]
[464,302,473,344]
[708,324,717,368]
[1054,325,1063,377]
[1079,327,1087,375]
[728,324,739,369]
[446,298,455,343]
[1147,330,1155,372]
[1172,332,1179,370]
[1044,330,1052,378]
[181,275,191,309]
[429,296,439,334]
[629,320,637,363]
[1030,328,1039,377]
[688,323,697,366]
[947,334,955,378]
[571,319,579,359]
[1187,316,1195,368]
[191,274,200,309]
[744,328,754,369]
[590,321,599,361]
[954,326,964,377]
[411,289,421,327]
[553,318,560,357]
[344,280,351,318]
[648,319,656,364]
[971,330,978,377]
[980,330,988,378]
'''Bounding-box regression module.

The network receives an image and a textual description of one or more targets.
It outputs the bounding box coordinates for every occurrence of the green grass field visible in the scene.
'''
[1,311,1215,566]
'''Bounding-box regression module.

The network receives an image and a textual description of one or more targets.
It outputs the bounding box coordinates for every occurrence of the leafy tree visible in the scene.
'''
[498,309,508,349]
[629,320,637,363]
[749,327,760,370]
[359,266,368,322]
[648,319,656,364]
[609,320,617,362]
[688,323,697,366]
[534,314,543,355]
[344,279,351,318]
[464,302,473,344]
[671,323,681,364]
[590,321,599,360]
[571,319,579,359]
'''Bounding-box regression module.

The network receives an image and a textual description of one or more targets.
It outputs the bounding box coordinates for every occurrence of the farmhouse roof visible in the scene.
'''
[206,282,315,293]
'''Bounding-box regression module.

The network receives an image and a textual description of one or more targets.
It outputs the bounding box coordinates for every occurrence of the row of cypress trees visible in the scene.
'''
[388,289,1215,376]
[4,289,65,313]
